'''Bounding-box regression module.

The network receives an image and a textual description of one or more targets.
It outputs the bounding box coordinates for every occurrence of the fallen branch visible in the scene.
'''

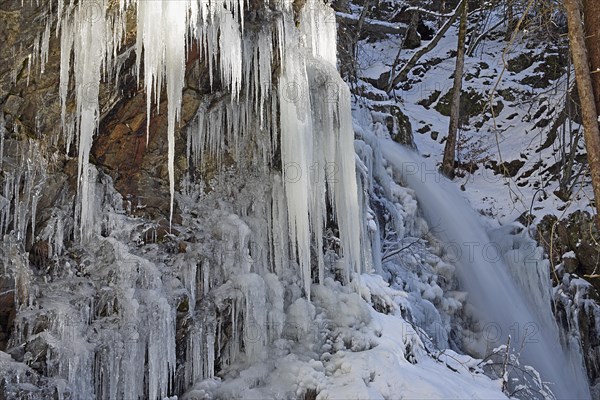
[402,6,461,18]
[381,236,423,262]
[336,12,407,35]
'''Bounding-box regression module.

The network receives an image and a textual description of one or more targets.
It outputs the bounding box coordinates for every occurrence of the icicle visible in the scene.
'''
[300,0,338,66]
[0,111,5,167]
[147,297,176,400]
[277,20,314,297]
[164,1,187,229]
[31,33,40,80]
[59,5,72,132]
[206,319,215,378]
[26,53,31,86]
[135,0,191,228]
[10,238,32,309]
[218,10,242,101]
[230,274,267,363]
[331,76,362,276]
[264,273,284,342]
[39,18,51,74]
[71,0,106,241]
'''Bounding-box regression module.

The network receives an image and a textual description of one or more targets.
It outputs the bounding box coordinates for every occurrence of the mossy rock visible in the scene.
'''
[537,211,600,291]
[486,159,525,177]
[516,48,568,88]
[506,44,568,89]
[507,52,535,73]
[177,296,190,313]
[371,104,414,146]
[390,106,414,146]
[417,90,441,109]
[538,52,568,81]
[464,72,478,81]
[435,89,504,126]
[416,125,431,134]
[497,89,516,102]
[520,73,550,89]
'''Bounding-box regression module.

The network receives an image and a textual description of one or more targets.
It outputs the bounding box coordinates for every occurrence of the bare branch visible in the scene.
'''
[384,0,465,92]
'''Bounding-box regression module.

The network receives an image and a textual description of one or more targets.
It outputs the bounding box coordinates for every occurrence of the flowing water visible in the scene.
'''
[380,141,590,399]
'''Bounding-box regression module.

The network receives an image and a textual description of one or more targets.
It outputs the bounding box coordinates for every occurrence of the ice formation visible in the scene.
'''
[3,0,368,397]
[53,0,362,295]
[1,140,46,243]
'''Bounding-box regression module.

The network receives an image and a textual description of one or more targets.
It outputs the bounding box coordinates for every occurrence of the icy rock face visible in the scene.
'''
[554,270,600,394]
[1,0,364,397]
[49,0,363,295]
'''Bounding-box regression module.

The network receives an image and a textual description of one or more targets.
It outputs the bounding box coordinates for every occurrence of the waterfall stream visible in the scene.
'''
[380,141,590,399]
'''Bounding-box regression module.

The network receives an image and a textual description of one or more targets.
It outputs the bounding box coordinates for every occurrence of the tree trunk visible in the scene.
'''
[441,0,468,178]
[565,0,600,228]
[505,0,514,41]
[583,0,600,113]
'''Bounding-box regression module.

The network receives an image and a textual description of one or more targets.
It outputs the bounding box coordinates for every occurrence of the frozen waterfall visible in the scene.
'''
[54,0,363,295]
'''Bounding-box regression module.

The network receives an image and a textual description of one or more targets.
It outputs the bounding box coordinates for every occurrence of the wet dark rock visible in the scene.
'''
[404,25,421,49]
[553,270,600,387]
[2,94,24,116]
[537,211,600,291]
[29,241,51,269]
[24,334,50,374]
[369,104,414,147]
[0,276,14,352]
[562,252,579,274]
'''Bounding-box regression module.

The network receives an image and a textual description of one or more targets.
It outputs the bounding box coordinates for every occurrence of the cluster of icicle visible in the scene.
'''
[52,0,362,297]
[0,139,46,244]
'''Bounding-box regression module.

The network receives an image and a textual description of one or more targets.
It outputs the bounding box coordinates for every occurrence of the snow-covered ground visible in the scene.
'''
[353,3,595,225]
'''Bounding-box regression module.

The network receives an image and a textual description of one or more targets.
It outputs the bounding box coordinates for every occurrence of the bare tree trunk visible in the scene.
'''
[565,0,600,228]
[583,0,600,113]
[441,0,468,178]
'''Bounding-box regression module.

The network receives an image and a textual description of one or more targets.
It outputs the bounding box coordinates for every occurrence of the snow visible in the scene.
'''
[179,276,509,400]
[563,250,577,259]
